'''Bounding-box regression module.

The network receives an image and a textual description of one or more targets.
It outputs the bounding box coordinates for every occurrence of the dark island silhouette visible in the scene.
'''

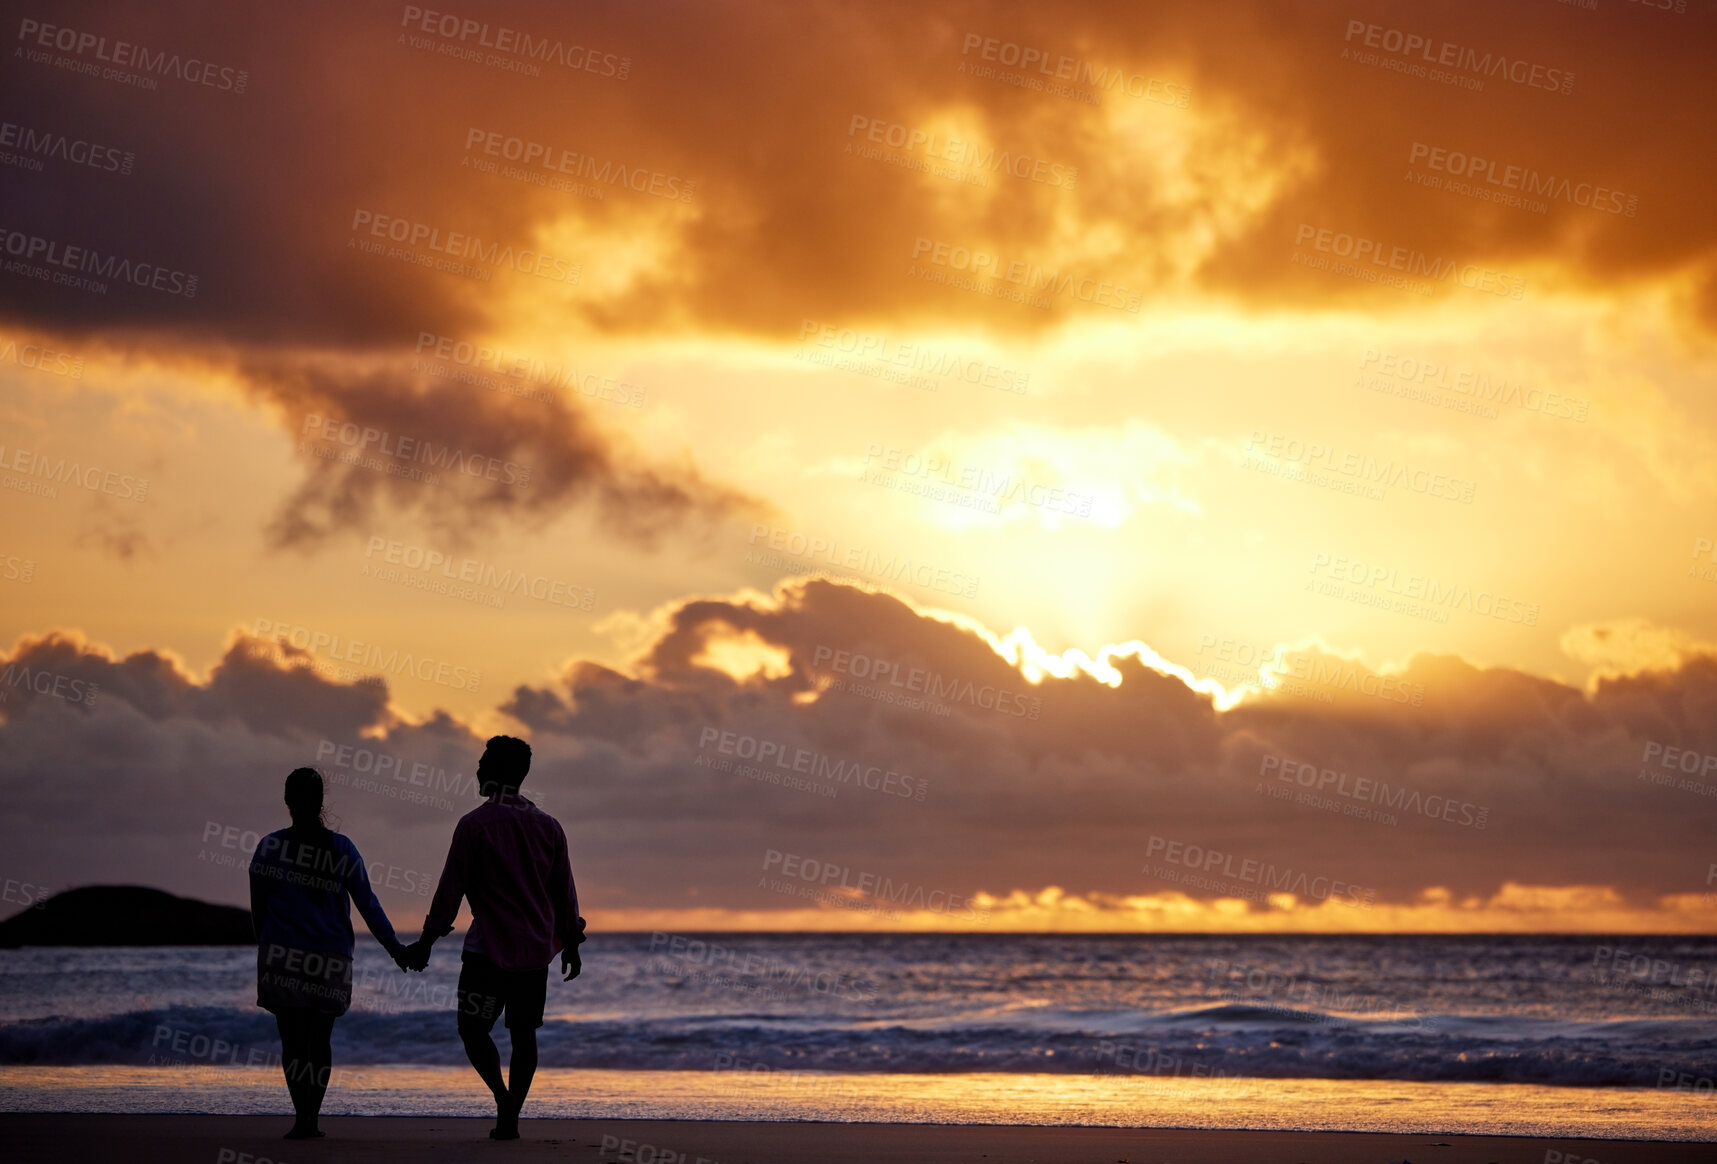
[0,886,254,948]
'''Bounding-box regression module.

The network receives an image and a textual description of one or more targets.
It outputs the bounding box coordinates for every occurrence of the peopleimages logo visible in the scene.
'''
[464,128,691,201]
[910,236,1143,313]
[1309,552,1539,626]
[0,338,84,379]
[846,115,1078,189]
[363,536,594,611]
[311,736,549,812]
[810,644,1042,720]
[0,663,99,706]
[762,849,989,921]
[0,119,134,174]
[1359,349,1589,423]
[1341,19,1574,95]
[249,618,483,693]
[1192,634,1427,708]
[1247,430,1477,504]
[0,553,35,583]
[1293,224,1525,299]
[349,210,580,284]
[300,414,531,488]
[1407,143,1638,217]
[861,443,1094,517]
[1144,835,1376,908]
[797,320,1029,394]
[0,877,52,910]
[398,6,631,80]
[696,726,929,801]
[1641,741,1717,778]
[1267,650,1425,707]
[1259,754,1489,830]
[747,524,980,599]
[154,1025,363,1085]
[315,739,483,798]
[648,932,878,1002]
[957,32,1191,108]
[0,228,197,297]
[203,822,435,897]
[0,444,148,501]
[15,17,249,93]
[414,331,646,407]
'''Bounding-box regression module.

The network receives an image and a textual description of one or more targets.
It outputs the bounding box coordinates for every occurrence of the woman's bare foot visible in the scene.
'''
[284,1124,326,1139]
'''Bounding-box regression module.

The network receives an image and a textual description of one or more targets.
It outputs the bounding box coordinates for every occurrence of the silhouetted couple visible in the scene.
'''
[248,735,585,1140]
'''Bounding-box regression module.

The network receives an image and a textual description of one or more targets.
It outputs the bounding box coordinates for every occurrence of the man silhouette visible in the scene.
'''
[404,735,585,1140]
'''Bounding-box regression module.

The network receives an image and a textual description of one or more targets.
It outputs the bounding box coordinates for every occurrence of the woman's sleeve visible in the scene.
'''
[247,848,270,943]
[343,837,404,957]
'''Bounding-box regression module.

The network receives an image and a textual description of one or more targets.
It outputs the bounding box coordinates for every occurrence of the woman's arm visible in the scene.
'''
[247,845,271,943]
[342,836,405,958]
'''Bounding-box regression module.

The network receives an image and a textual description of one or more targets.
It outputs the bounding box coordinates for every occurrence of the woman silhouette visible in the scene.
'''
[249,767,410,1139]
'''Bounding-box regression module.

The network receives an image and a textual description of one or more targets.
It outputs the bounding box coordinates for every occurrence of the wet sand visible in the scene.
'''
[1,1113,1705,1163]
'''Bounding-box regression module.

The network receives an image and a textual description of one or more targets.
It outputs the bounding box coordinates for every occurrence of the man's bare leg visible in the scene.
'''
[503,1026,538,1136]
[459,1026,514,1139]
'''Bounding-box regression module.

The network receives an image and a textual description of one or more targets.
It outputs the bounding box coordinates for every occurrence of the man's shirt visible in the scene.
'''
[424,794,580,970]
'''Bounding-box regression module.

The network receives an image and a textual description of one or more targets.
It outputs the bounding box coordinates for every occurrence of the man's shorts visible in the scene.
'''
[457,952,549,1032]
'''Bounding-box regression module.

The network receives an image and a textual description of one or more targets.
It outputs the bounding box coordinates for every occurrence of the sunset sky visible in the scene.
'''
[3,0,1716,934]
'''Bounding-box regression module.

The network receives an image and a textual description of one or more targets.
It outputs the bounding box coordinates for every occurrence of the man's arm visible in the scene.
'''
[414,819,471,967]
[552,826,584,981]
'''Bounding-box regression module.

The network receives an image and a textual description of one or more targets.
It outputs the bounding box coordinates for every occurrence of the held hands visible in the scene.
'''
[396,929,580,977]
[395,937,433,973]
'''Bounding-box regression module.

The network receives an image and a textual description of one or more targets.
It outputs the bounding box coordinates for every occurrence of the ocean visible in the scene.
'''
[2,934,1714,1139]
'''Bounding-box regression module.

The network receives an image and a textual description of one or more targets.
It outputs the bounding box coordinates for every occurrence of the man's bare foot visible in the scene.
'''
[489,1098,521,1140]
[284,1124,325,1139]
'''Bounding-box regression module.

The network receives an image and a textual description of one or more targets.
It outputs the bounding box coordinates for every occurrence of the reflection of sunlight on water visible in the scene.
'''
[3,1066,1715,1140]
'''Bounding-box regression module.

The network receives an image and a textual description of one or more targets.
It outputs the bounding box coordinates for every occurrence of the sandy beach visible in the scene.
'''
[1,1114,1705,1164]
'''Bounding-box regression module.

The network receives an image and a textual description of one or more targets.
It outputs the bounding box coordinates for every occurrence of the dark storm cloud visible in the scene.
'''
[3,581,1712,921]
[2,0,1712,346]
[241,355,763,548]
